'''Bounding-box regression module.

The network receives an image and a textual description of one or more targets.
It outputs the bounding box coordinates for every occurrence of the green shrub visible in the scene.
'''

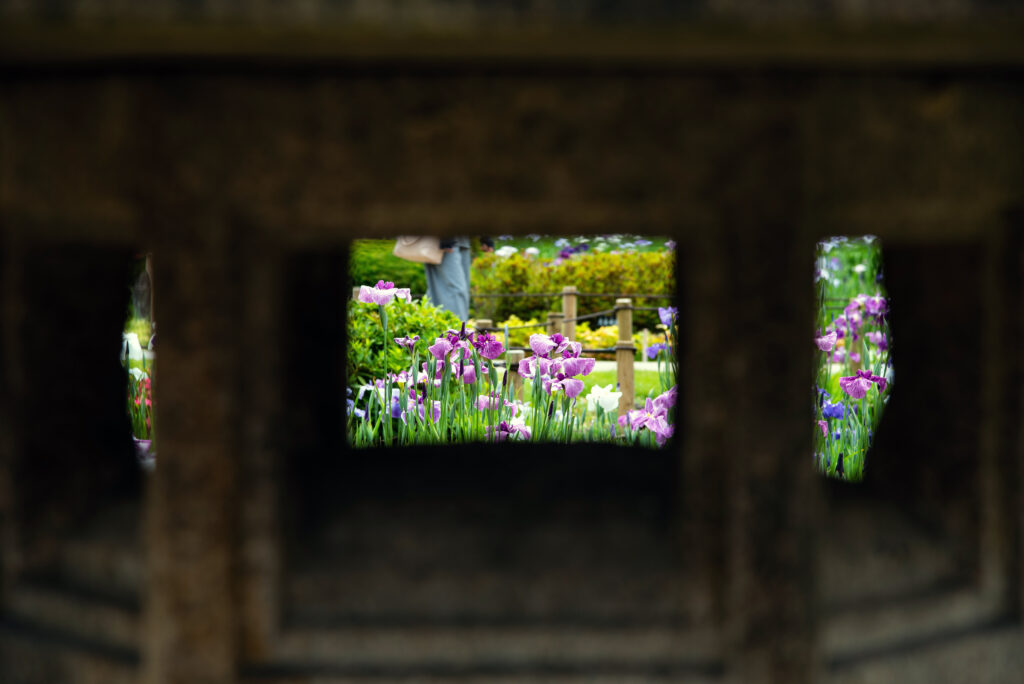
[348,240,428,296]
[347,296,461,388]
[472,251,675,330]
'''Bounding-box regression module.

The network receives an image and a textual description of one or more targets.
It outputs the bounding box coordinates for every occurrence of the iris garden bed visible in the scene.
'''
[814,236,892,482]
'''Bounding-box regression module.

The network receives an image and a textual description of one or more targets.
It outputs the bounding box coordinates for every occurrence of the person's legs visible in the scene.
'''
[459,246,472,320]
[424,250,469,321]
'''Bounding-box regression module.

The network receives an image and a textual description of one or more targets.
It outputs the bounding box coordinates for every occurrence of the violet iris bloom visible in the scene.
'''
[627,397,661,431]
[864,296,887,316]
[838,370,886,399]
[428,338,453,361]
[394,335,420,351]
[529,333,557,357]
[651,415,674,446]
[817,420,828,437]
[416,400,441,423]
[866,331,888,351]
[560,357,595,377]
[647,343,667,360]
[822,402,845,419]
[486,420,531,442]
[654,385,677,413]
[544,375,585,398]
[658,307,678,327]
[814,330,837,352]
[358,280,412,306]
[472,331,505,360]
[458,363,478,385]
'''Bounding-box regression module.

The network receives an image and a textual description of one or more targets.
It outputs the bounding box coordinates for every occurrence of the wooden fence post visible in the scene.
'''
[548,312,564,336]
[616,298,634,417]
[476,319,492,332]
[508,349,524,401]
[352,286,360,301]
[562,286,577,340]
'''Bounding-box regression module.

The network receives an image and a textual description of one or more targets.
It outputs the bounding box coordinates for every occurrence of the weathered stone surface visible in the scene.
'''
[0,17,1023,684]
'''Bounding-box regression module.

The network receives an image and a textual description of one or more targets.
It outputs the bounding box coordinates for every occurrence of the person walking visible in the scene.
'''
[424,237,493,321]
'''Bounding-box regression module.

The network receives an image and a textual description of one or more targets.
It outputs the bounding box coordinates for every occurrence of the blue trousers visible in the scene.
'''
[425,238,472,321]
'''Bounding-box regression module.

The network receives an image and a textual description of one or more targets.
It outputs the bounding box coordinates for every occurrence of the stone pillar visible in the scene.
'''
[143,225,239,684]
[236,239,284,661]
[684,116,819,683]
[0,230,19,600]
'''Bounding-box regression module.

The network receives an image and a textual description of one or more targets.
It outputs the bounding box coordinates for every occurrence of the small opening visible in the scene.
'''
[813,235,892,482]
[346,235,677,448]
[121,253,155,470]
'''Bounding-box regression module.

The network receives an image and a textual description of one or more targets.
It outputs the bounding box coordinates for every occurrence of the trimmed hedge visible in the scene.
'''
[347,296,461,387]
[472,251,675,330]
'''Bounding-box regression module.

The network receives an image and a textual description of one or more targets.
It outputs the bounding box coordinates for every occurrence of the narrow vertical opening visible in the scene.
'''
[814,235,892,482]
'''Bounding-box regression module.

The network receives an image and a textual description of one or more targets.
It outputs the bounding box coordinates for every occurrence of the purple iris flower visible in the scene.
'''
[458,363,478,385]
[817,420,827,437]
[651,415,673,446]
[665,240,676,250]
[839,369,885,399]
[839,375,872,399]
[390,396,404,419]
[560,356,595,377]
[486,420,532,442]
[864,296,887,316]
[814,330,837,352]
[654,385,677,413]
[658,307,678,327]
[415,400,441,423]
[529,333,558,358]
[647,343,667,360]
[822,402,845,420]
[428,338,453,361]
[472,331,505,360]
[627,397,661,431]
[866,331,888,351]
[635,238,652,247]
[394,335,420,351]
[544,375,585,398]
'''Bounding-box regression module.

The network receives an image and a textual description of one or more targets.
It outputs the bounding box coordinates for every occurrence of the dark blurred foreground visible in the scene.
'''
[1,3,1023,683]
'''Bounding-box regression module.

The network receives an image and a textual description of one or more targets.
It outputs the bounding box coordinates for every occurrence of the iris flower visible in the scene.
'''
[654,385,677,413]
[658,307,678,327]
[822,402,845,419]
[486,420,532,441]
[647,343,668,359]
[585,384,622,412]
[358,280,412,306]
[814,330,837,352]
[839,370,886,398]
[394,335,420,351]
[427,338,453,361]
[627,397,661,431]
[472,331,505,360]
